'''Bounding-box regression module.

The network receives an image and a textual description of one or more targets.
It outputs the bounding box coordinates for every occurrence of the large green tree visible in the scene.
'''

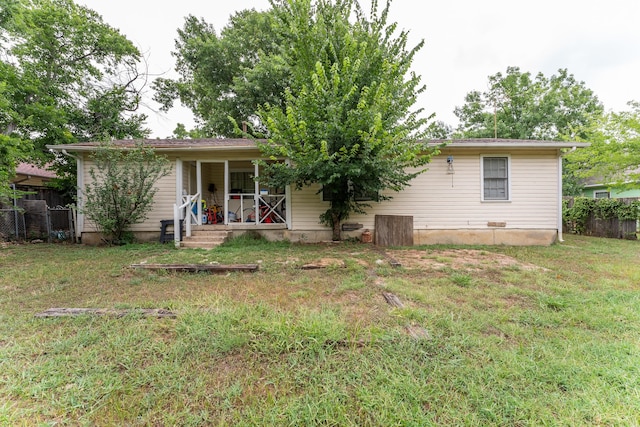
[454,67,603,140]
[258,0,436,240]
[152,8,288,137]
[0,0,149,197]
[0,56,32,201]
[566,101,640,190]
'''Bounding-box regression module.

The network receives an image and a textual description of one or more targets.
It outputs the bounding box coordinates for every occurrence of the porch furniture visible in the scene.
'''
[160,219,184,243]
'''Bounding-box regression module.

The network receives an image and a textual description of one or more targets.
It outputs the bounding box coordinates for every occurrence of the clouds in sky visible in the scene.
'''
[77,0,640,137]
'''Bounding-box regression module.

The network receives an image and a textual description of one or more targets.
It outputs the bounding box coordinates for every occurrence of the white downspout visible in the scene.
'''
[62,149,83,242]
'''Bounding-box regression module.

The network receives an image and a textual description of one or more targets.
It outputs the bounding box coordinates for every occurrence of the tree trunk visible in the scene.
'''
[331,211,341,241]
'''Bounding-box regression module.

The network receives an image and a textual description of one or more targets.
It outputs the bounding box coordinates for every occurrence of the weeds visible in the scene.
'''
[1,235,639,425]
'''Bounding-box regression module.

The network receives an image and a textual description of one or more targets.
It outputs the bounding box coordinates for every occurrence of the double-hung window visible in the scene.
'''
[482,155,510,201]
[322,182,377,202]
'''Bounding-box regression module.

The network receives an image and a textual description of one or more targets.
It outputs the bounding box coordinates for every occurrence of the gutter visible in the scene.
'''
[49,145,260,153]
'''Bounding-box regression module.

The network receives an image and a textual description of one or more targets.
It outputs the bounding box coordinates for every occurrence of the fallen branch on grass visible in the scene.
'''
[35,308,177,318]
[130,263,259,273]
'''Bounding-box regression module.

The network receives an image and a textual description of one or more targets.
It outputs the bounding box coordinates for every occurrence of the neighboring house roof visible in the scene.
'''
[582,167,640,188]
[14,162,57,179]
[49,138,589,152]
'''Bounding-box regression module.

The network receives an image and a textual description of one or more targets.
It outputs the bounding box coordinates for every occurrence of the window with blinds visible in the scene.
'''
[482,156,509,201]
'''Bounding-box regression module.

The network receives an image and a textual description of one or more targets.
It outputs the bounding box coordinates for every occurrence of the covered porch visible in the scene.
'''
[173,158,290,246]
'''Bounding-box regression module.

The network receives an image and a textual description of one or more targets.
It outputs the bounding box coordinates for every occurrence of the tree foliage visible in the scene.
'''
[0,0,150,195]
[566,101,640,190]
[82,143,171,244]
[0,73,30,202]
[152,8,287,137]
[257,0,436,240]
[454,67,603,140]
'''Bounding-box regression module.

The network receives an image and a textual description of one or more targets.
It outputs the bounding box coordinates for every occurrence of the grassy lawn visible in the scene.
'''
[1,234,639,426]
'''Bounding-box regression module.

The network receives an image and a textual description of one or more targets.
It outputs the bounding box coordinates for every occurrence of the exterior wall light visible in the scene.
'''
[446,155,455,174]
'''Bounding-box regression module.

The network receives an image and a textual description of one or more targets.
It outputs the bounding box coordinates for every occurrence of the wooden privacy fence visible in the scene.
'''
[585,216,637,239]
[563,197,638,240]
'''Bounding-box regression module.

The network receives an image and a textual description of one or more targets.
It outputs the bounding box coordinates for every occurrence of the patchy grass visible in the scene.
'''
[1,235,639,425]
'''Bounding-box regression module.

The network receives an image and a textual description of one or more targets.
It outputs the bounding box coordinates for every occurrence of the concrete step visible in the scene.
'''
[180,237,226,245]
[180,230,230,249]
[189,230,230,237]
[180,241,224,249]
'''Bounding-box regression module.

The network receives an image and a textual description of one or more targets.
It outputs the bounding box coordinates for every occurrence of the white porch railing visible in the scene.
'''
[227,193,286,224]
[173,192,200,248]
[258,194,286,223]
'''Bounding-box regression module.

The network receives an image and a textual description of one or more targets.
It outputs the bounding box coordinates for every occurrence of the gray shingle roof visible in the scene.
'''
[49,137,588,152]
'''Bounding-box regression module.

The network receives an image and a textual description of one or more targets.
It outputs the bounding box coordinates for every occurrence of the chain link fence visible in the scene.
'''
[47,207,75,242]
[0,205,74,242]
[0,209,26,241]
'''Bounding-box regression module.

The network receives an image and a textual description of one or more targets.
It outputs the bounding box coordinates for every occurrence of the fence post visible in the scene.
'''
[46,207,52,242]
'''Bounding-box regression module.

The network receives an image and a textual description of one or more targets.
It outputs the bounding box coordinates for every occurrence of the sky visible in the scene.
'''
[76,0,640,138]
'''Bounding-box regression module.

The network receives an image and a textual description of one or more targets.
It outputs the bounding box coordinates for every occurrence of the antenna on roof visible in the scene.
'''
[494,100,498,139]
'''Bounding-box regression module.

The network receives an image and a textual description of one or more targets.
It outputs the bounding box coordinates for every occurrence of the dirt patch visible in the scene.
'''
[385,249,547,272]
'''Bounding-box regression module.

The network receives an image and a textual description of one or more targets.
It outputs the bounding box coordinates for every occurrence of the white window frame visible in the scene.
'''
[481,154,511,202]
[321,182,377,202]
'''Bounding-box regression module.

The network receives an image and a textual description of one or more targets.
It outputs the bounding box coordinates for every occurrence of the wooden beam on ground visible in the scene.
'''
[35,308,177,318]
[375,248,402,268]
[406,324,431,340]
[130,263,259,273]
[382,291,405,308]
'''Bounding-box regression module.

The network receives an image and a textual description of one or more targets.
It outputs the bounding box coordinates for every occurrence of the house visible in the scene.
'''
[580,172,640,199]
[49,138,588,246]
[10,162,68,207]
[3,163,72,241]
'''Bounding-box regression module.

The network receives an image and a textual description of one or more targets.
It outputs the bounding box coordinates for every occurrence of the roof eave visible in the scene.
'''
[47,144,260,153]
[435,142,590,149]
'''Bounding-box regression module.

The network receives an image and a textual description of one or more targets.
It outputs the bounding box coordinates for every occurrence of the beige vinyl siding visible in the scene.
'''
[289,184,327,230]
[80,155,178,233]
[289,150,560,231]
[131,167,178,231]
[184,161,194,195]
[199,162,225,205]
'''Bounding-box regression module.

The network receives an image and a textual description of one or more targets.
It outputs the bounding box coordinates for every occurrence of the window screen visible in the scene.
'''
[483,157,509,200]
[230,171,254,193]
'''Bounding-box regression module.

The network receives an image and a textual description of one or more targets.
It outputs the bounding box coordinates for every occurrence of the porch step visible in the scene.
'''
[180,230,230,249]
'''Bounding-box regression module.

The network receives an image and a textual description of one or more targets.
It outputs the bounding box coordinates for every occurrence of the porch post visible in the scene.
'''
[224,160,229,225]
[175,158,183,208]
[285,159,292,229]
[175,158,183,243]
[196,160,202,225]
[254,162,260,225]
